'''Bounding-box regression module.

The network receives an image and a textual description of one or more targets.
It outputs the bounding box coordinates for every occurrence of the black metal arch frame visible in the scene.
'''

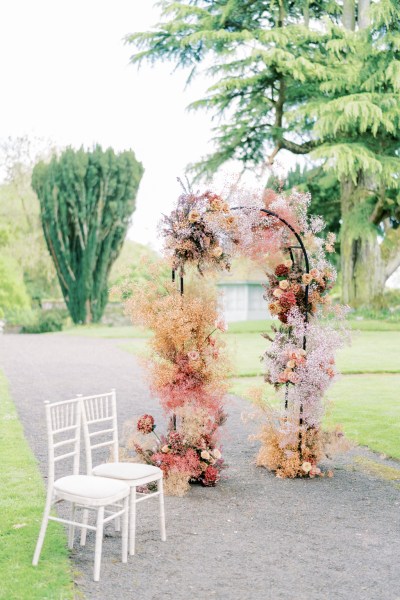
[171,206,311,450]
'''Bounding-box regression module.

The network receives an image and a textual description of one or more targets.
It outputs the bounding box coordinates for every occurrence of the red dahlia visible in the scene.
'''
[275,264,290,277]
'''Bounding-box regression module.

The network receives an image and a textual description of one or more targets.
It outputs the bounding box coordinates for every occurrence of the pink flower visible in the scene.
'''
[215,318,227,332]
[137,414,155,435]
[287,372,299,384]
[187,350,200,361]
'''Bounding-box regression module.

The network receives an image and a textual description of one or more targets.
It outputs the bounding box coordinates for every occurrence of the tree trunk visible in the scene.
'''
[342,0,355,31]
[303,0,310,28]
[358,0,371,30]
[340,179,385,306]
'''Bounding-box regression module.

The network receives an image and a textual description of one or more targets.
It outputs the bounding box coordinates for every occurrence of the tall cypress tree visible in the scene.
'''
[127,0,400,306]
[32,146,144,323]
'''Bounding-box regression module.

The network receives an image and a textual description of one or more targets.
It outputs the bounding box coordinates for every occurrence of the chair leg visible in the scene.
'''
[122,496,129,563]
[32,491,53,566]
[68,503,76,549]
[80,508,89,546]
[115,514,121,533]
[158,477,166,542]
[93,507,105,582]
[129,487,136,556]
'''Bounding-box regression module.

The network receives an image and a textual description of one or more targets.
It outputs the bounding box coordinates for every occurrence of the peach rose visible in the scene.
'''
[302,273,313,285]
[310,268,320,279]
[284,259,292,268]
[302,461,312,473]
[279,280,289,290]
[188,210,200,223]
[287,371,299,384]
[212,448,222,459]
[273,288,283,298]
[286,359,296,369]
[268,302,280,315]
[211,246,223,258]
[161,445,170,453]
[201,450,211,460]
[210,198,223,211]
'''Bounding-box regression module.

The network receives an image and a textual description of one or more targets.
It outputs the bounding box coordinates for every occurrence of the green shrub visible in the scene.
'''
[0,255,31,315]
[21,309,66,334]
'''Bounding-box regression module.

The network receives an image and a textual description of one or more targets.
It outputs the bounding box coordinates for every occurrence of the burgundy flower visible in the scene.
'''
[137,414,155,435]
[275,264,290,277]
[201,465,220,486]
[279,291,297,309]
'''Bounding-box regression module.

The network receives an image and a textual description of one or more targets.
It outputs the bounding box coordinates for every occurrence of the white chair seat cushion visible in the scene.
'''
[54,475,129,500]
[92,462,162,481]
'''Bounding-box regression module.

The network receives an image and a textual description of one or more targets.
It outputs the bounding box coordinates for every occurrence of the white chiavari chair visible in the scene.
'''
[80,390,166,556]
[32,397,130,581]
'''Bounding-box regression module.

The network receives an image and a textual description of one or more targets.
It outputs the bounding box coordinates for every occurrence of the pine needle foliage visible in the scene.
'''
[127,0,400,305]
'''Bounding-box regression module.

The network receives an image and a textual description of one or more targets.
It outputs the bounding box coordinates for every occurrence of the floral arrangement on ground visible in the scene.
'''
[121,271,231,495]
[250,188,350,478]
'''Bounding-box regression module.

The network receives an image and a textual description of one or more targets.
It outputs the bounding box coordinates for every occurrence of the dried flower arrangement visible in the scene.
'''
[250,190,350,478]
[123,272,230,495]
[120,180,348,487]
[160,185,239,274]
[125,407,227,496]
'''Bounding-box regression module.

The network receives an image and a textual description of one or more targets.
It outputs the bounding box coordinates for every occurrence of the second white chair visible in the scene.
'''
[32,398,130,582]
[79,390,166,555]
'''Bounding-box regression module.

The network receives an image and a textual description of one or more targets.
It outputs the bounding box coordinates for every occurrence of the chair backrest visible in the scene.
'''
[80,390,119,473]
[45,398,82,483]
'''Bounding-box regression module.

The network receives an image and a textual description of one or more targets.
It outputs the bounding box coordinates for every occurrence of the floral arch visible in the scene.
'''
[123,183,348,495]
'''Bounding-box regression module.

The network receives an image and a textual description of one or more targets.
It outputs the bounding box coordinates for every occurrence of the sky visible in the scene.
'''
[0,0,300,250]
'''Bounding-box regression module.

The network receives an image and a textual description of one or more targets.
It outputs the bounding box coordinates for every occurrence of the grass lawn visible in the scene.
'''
[60,317,400,339]
[121,330,400,376]
[118,320,400,460]
[0,371,75,600]
[226,330,400,376]
[229,374,400,460]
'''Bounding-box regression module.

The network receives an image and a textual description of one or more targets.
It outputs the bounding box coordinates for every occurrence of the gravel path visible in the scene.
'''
[1,333,400,600]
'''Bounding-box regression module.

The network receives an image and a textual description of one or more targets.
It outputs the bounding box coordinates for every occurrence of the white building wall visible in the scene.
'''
[218,283,268,322]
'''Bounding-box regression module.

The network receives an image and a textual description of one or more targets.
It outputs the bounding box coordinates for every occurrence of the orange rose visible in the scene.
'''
[268,302,280,315]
